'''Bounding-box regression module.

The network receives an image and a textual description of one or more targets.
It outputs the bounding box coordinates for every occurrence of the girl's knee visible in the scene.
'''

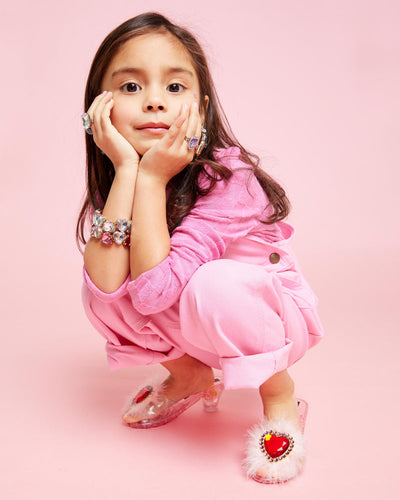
[182,259,244,304]
[182,259,281,310]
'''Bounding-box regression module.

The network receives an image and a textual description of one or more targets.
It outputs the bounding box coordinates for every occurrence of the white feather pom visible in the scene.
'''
[243,417,307,484]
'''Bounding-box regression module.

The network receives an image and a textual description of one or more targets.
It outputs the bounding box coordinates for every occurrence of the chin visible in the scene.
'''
[134,139,162,157]
[128,143,147,157]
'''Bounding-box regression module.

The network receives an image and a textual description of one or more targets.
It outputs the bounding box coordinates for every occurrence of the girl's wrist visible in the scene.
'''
[136,168,169,188]
[114,162,139,177]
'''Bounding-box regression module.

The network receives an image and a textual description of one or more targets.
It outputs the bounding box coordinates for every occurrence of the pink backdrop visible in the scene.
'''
[1,0,399,498]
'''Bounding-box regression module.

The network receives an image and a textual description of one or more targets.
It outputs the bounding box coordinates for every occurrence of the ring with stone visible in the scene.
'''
[195,127,207,156]
[81,112,93,135]
[184,135,199,150]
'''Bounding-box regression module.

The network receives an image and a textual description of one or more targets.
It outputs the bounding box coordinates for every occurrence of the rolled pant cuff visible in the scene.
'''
[220,341,293,389]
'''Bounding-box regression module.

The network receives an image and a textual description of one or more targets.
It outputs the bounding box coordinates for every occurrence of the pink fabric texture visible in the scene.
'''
[81,147,323,389]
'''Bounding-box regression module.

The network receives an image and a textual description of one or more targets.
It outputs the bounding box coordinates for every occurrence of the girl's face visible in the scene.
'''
[101,32,207,156]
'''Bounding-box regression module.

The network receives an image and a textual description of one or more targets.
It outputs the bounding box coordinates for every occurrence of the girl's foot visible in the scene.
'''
[160,354,215,402]
[160,366,216,403]
[262,393,302,431]
[244,403,306,484]
[259,369,301,430]
[253,370,304,481]
[123,355,215,424]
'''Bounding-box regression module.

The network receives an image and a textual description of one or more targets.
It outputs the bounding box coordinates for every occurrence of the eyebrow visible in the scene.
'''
[111,67,195,79]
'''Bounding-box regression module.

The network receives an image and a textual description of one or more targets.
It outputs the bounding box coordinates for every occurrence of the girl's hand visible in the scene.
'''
[138,102,202,184]
[86,91,140,169]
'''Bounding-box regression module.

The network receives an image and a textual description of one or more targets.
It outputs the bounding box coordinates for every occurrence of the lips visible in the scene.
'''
[136,122,169,130]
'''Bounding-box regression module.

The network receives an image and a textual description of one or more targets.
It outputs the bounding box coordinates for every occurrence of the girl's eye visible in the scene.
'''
[167,83,185,93]
[121,83,141,93]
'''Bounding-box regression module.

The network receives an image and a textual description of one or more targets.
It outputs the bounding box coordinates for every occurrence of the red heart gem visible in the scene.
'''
[133,386,153,404]
[263,433,290,458]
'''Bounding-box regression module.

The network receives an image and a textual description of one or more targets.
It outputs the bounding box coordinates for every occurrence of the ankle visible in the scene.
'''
[259,371,300,421]
[259,370,295,401]
[162,355,213,383]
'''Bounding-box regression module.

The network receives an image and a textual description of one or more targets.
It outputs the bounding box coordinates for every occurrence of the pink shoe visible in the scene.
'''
[122,377,224,429]
[243,399,308,484]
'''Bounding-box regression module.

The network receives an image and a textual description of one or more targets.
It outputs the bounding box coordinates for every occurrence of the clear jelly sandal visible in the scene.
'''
[122,377,224,429]
[244,399,308,484]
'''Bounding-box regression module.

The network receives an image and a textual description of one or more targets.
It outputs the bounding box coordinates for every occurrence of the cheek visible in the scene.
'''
[110,102,134,128]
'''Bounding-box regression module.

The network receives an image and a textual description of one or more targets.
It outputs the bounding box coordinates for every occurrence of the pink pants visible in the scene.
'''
[100,257,322,390]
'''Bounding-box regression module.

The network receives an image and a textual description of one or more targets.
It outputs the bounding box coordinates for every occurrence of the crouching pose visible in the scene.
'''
[77,12,324,484]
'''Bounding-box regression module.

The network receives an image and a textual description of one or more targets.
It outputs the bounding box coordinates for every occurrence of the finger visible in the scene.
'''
[162,103,189,148]
[85,93,106,137]
[181,102,202,154]
[173,102,197,148]
[86,90,108,120]
[99,93,114,131]
[185,102,202,144]
[92,91,113,134]
[175,102,189,131]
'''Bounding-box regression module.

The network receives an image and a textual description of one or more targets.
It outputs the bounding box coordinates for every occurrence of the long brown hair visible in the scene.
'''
[76,12,290,249]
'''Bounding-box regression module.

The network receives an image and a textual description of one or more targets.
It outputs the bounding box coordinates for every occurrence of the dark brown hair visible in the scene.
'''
[76,12,290,249]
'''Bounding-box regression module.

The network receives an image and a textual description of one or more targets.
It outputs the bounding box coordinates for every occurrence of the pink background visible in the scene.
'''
[1,0,399,498]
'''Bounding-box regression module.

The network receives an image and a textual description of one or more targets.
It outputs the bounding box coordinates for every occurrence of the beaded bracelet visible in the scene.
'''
[90,209,131,247]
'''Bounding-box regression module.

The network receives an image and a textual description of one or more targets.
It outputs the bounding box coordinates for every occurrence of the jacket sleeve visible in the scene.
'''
[126,158,271,315]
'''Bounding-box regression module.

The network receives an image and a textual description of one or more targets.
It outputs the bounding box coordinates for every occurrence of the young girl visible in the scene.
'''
[77,12,323,484]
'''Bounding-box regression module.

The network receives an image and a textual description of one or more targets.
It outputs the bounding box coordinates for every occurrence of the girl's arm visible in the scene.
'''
[128,153,272,315]
[129,172,170,280]
[130,103,200,279]
[84,164,138,292]
[84,96,198,290]
[83,91,140,292]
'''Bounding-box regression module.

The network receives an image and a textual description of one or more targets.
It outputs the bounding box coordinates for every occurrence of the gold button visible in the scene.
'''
[269,252,280,264]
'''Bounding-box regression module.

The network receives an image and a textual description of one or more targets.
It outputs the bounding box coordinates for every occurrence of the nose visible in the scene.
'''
[143,88,166,112]
[146,102,164,111]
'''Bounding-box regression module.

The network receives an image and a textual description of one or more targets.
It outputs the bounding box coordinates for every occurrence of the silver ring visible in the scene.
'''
[81,112,93,135]
[184,136,199,150]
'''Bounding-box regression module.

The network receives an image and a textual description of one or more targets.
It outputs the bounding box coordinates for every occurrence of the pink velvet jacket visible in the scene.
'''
[82,146,323,348]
